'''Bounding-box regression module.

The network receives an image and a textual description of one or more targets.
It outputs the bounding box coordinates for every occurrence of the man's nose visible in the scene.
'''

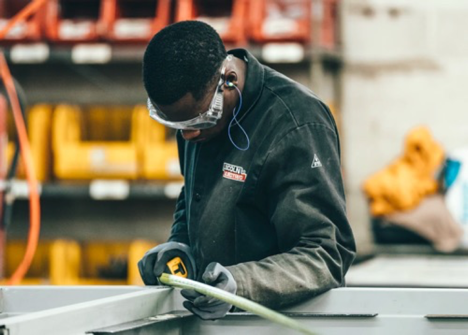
[181,129,201,140]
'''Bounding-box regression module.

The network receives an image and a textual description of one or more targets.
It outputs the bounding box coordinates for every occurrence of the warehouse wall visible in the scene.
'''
[341,0,468,252]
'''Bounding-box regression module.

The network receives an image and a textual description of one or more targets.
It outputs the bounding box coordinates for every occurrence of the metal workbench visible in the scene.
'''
[1,285,468,335]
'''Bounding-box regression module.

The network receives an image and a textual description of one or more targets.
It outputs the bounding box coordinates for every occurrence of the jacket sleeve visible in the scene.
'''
[227,121,356,309]
[167,132,190,245]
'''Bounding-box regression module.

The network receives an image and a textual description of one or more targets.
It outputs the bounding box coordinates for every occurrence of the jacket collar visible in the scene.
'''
[227,49,265,121]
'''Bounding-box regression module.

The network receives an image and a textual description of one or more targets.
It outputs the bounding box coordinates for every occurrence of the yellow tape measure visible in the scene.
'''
[166,257,188,278]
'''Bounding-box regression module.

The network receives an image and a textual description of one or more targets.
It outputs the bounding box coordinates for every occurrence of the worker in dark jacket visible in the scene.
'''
[138,20,356,320]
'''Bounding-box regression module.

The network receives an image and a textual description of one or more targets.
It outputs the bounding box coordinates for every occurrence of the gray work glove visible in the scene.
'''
[138,242,196,285]
[181,262,237,320]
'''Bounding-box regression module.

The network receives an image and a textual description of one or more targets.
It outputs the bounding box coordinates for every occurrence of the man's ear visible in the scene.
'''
[224,72,238,89]
[224,70,237,90]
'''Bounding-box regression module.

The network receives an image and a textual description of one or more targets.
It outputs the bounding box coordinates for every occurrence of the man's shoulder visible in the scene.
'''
[262,67,336,131]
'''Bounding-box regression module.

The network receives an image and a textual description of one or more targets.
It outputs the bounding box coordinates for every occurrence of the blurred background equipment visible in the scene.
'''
[363,126,444,217]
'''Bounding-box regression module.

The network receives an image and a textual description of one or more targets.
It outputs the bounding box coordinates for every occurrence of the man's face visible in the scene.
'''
[156,82,236,143]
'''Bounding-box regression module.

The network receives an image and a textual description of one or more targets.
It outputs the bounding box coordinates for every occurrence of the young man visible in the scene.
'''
[138,20,356,320]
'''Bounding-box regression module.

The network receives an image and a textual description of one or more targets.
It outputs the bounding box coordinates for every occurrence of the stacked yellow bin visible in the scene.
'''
[134,105,183,181]
[6,104,53,181]
[3,239,155,285]
[80,240,155,285]
[52,105,139,180]
[4,240,54,285]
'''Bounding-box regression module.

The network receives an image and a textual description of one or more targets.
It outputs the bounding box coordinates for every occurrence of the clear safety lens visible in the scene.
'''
[146,58,230,130]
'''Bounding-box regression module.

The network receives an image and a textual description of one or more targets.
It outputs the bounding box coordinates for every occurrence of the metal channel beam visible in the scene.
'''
[1,286,147,313]
[0,287,174,335]
[89,311,193,335]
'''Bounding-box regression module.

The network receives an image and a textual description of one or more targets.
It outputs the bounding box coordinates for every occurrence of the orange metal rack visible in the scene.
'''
[103,0,172,43]
[0,0,44,42]
[249,0,312,44]
[176,0,248,46]
[44,0,105,42]
[320,0,339,49]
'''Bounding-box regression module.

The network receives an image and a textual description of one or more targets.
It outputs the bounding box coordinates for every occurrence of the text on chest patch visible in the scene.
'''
[223,162,247,182]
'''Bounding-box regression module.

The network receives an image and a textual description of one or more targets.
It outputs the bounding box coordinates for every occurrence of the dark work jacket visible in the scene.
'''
[168,49,356,309]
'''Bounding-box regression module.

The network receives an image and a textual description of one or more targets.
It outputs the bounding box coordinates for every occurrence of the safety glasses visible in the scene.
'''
[147,58,230,130]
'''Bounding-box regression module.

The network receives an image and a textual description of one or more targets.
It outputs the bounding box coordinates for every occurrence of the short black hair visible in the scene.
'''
[143,20,227,105]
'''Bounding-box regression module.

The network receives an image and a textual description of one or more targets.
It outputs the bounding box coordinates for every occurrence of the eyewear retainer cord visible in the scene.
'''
[228,85,250,151]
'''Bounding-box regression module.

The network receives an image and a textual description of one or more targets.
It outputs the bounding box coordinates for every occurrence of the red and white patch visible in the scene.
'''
[222,162,247,182]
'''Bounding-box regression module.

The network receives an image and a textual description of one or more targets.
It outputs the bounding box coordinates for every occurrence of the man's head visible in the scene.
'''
[143,21,246,143]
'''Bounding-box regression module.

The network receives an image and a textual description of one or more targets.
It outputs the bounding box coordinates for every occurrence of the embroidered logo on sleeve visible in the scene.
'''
[223,162,247,182]
[311,154,322,168]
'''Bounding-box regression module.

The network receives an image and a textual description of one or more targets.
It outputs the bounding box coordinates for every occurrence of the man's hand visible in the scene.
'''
[181,262,237,320]
[138,242,196,285]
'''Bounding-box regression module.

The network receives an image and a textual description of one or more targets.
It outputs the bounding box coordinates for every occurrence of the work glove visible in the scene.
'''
[181,262,237,320]
[138,242,196,285]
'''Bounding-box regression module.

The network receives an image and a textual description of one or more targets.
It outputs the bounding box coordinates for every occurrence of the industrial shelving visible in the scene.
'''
[8,180,183,200]
[1,42,342,65]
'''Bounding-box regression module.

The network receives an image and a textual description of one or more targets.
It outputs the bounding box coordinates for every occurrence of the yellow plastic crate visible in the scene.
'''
[2,239,156,285]
[6,104,53,181]
[3,240,55,285]
[52,105,139,180]
[79,240,156,286]
[134,106,183,181]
